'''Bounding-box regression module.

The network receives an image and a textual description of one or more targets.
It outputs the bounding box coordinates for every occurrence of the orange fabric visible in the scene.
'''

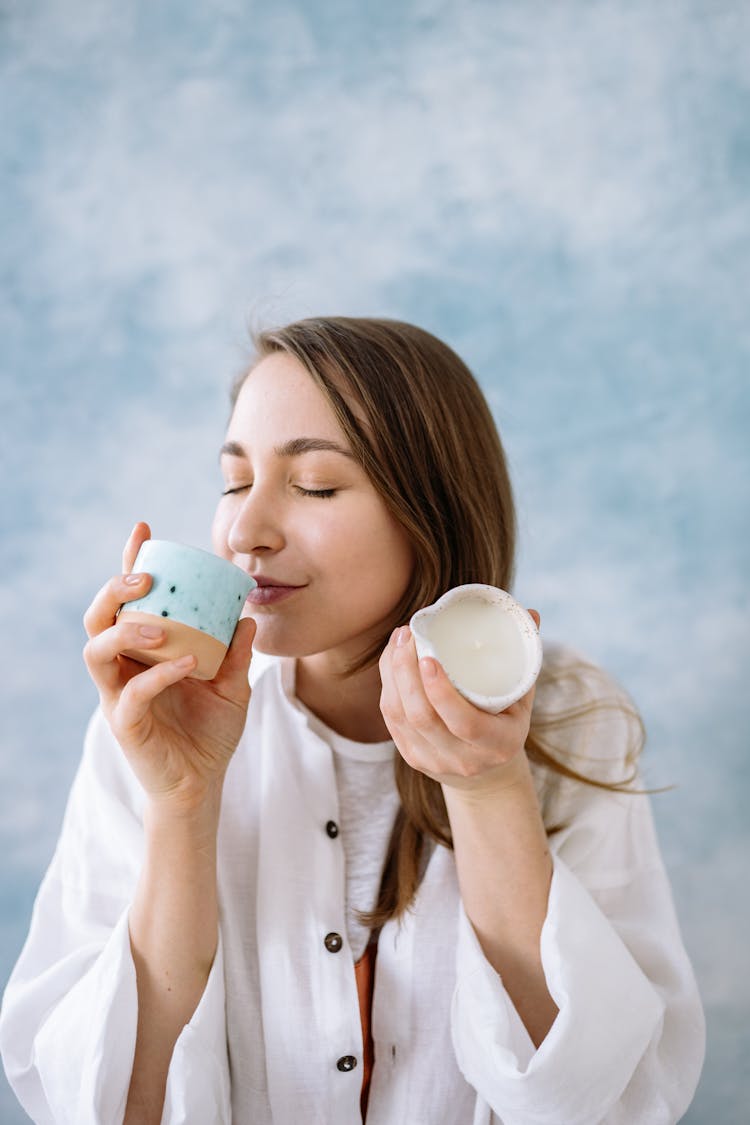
[354,939,377,1121]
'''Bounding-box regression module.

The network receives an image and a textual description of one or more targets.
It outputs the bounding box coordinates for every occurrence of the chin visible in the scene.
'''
[249,627,319,660]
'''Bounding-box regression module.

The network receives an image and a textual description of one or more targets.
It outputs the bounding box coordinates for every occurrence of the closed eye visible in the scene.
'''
[295,486,336,499]
[221,484,336,499]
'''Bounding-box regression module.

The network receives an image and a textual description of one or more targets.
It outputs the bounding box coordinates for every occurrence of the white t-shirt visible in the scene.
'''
[0,644,705,1124]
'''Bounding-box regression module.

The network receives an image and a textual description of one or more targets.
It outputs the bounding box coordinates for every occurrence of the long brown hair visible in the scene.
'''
[234,316,643,925]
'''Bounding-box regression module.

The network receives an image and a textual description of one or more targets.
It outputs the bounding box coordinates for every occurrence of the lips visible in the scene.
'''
[251,575,299,588]
[245,576,304,606]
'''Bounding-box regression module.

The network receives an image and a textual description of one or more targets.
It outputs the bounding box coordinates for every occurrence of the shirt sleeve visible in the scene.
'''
[450,782,706,1125]
[0,708,231,1125]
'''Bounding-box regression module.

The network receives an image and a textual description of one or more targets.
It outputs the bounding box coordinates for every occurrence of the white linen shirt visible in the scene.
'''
[0,646,705,1124]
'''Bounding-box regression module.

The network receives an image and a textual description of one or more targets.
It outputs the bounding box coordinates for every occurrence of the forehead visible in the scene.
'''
[228,352,345,442]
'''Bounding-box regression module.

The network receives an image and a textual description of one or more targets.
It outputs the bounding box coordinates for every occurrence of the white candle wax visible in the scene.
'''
[424,599,526,698]
[410,584,542,712]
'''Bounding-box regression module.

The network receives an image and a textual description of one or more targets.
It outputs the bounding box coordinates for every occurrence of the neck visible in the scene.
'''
[294,654,391,743]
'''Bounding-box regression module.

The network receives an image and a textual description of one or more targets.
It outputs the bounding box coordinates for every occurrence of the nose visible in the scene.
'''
[226,487,286,557]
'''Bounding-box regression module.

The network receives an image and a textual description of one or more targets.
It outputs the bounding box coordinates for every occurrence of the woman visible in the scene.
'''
[1,317,704,1123]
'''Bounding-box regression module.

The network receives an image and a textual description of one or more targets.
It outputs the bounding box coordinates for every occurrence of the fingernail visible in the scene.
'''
[421,657,438,679]
[175,654,196,669]
[138,625,163,639]
[124,573,144,585]
[396,626,411,647]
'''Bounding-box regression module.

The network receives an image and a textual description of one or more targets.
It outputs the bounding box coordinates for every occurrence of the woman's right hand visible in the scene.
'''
[83,522,256,815]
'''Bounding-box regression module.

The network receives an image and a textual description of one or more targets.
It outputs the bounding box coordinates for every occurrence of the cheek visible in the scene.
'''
[344,504,414,593]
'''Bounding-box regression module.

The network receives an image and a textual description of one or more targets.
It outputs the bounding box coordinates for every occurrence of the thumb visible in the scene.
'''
[213,615,257,690]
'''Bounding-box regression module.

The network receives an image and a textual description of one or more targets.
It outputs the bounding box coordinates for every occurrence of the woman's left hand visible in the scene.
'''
[378,614,540,794]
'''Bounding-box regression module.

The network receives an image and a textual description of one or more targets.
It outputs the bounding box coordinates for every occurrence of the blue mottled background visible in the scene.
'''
[1,1,748,1120]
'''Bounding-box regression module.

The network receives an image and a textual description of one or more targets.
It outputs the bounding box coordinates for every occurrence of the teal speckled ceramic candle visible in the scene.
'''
[118,540,255,680]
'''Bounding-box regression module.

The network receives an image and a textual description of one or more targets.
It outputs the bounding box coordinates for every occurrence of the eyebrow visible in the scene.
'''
[219,437,355,461]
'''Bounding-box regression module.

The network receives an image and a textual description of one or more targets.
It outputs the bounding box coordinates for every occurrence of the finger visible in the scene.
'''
[418,656,497,749]
[379,632,449,774]
[122,522,151,574]
[118,653,198,732]
[527,608,541,629]
[83,618,165,693]
[210,616,256,695]
[83,572,153,638]
[389,628,445,736]
[425,657,537,733]
[378,630,408,737]
[503,679,538,721]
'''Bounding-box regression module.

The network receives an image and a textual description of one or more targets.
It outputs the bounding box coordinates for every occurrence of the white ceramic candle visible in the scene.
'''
[118,540,256,680]
[410,584,542,713]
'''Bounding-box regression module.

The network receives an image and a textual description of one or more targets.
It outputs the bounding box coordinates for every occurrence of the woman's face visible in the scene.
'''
[211,351,414,665]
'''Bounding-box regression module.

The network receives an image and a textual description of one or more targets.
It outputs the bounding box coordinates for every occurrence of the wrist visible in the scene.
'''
[441,750,533,805]
[144,779,224,841]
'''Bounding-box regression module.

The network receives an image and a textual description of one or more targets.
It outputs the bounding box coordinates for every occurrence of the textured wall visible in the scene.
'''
[2,2,748,1120]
